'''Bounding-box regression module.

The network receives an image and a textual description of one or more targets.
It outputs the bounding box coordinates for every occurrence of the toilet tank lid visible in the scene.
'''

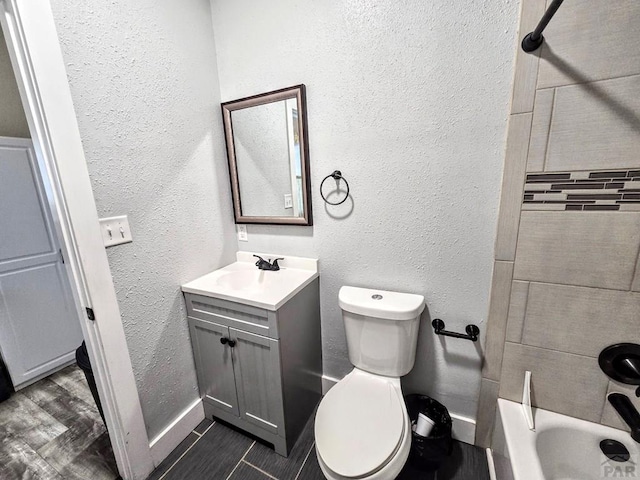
[339,286,425,320]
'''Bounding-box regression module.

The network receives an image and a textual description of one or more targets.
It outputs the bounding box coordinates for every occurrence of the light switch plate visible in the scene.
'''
[284,194,293,209]
[237,225,248,242]
[99,215,133,247]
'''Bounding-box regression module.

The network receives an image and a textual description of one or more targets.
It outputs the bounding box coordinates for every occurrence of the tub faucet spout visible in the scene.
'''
[608,393,640,443]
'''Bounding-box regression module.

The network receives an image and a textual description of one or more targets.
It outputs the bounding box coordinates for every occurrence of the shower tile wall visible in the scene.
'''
[523,170,640,211]
[476,0,640,447]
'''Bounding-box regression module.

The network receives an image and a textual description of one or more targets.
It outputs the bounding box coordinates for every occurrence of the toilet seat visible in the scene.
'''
[315,370,406,478]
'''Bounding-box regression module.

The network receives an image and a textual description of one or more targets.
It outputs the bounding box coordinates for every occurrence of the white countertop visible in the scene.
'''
[181,251,318,311]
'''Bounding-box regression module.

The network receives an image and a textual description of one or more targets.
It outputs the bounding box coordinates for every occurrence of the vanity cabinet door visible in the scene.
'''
[230,328,284,436]
[188,318,239,416]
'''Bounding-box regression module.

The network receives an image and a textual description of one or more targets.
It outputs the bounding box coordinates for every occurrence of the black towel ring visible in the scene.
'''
[320,170,350,206]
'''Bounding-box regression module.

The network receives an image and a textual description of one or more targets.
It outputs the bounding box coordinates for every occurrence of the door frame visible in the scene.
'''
[0,1,154,478]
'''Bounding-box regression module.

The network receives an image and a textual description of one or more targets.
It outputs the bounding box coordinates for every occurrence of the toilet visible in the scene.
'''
[314,286,425,480]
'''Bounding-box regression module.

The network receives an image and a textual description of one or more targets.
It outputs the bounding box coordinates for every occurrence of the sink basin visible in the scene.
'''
[181,252,318,310]
[215,270,270,292]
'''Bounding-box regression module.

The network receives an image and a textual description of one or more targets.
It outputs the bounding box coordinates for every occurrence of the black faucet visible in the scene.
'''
[608,393,640,442]
[253,255,283,271]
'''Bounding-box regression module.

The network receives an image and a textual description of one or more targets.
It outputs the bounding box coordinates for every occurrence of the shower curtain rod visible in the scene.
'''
[521,0,565,52]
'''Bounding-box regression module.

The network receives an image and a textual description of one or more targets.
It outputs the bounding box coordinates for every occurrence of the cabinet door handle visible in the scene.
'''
[220,337,236,348]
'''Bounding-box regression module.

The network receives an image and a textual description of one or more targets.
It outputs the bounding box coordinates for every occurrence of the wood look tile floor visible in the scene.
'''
[148,412,490,480]
[0,364,118,480]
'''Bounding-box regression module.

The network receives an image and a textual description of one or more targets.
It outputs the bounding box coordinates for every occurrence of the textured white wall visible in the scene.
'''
[0,34,29,138]
[50,0,237,439]
[211,0,519,420]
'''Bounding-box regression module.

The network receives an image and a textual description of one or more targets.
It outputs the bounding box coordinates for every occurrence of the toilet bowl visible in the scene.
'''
[314,286,425,480]
[315,369,412,479]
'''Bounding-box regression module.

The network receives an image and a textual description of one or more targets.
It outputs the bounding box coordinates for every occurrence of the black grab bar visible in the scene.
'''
[521,0,565,52]
[432,319,480,342]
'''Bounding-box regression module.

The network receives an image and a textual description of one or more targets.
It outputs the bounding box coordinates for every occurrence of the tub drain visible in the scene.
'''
[600,439,630,462]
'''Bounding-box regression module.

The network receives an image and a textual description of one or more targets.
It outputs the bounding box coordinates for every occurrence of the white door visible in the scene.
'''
[0,136,83,389]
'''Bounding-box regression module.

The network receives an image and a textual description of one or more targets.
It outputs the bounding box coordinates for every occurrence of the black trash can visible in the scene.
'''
[76,342,106,426]
[0,355,13,403]
[404,394,453,471]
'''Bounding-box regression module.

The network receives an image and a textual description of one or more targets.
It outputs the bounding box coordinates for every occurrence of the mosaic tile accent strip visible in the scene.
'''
[523,170,640,211]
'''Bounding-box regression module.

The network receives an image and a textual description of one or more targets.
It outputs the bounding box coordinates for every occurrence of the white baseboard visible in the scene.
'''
[149,398,204,466]
[486,448,497,480]
[450,413,476,444]
[321,375,339,394]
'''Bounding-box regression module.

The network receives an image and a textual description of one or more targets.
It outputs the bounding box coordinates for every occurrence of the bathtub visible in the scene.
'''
[489,398,639,480]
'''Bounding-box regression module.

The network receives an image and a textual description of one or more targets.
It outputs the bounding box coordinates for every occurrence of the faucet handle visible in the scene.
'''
[272,258,284,268]
[254,255,269,269]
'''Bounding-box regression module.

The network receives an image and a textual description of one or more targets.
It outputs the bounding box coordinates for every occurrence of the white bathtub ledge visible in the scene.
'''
[494,399,639,480]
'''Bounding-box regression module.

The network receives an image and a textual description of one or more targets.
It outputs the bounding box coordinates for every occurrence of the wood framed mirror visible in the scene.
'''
[221,84,312,225]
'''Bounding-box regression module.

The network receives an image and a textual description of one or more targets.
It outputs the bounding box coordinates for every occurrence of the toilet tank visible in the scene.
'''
[339,286,425,377]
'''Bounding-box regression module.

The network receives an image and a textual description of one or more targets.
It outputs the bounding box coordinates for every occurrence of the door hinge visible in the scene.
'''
[59,249,65,264]
[86,307,96,321]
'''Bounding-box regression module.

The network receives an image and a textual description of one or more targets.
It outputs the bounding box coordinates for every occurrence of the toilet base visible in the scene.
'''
[315,411,411,480]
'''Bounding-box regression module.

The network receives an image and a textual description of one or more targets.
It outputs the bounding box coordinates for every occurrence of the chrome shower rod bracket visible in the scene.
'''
[522,0,565,52]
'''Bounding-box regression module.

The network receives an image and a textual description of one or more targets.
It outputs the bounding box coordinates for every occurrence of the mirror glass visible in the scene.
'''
[222,85,312,225]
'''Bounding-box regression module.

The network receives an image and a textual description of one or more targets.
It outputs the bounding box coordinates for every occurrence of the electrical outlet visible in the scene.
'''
[284,194,293,209]
[237,225,248,242]
[99,215,133,247]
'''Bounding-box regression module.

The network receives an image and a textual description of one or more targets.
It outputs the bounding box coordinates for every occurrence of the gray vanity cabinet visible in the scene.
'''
[188,318,239,416]
[184,278,321,456]
[231,328,285,436]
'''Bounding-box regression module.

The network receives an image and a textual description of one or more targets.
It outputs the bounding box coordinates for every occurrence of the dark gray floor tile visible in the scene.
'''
[296,448,325,480]
[21,377,68,405]
[0,393,67,450]
[0,366,116,479]
[0,435,64,480]
[146,432,200,480]
[162,422,253,480]
[26,380,102,432]
[397,463,436,479]
[437,441,490,480]
[229,461,273,479]
[244,412,315,479]
[193,418,213,435]
[58,432,119,480]
[37,422,106,473]
[46,393,101,431]
[398,441,489,480]
[50,365,97,407]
